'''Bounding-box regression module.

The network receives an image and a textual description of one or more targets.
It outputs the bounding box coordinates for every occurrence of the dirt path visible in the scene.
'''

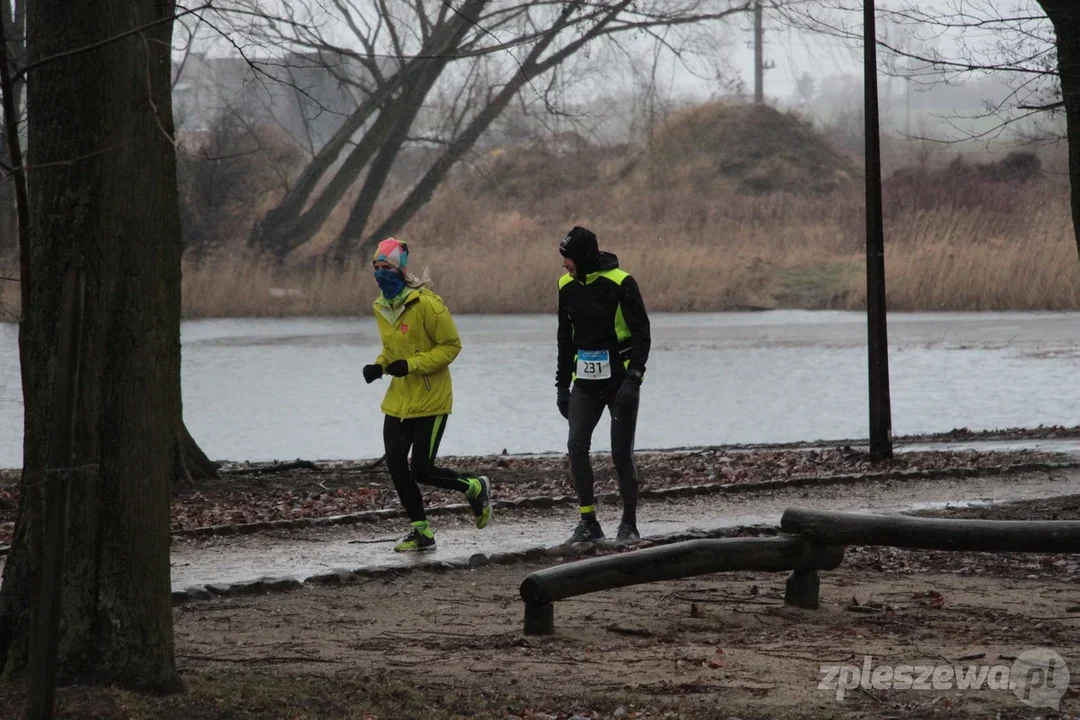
[160,491,1080,718]
[168,468,1080,590]
[5,485,1080,718]
[171,545,1080,719]
[2,433,1076,544]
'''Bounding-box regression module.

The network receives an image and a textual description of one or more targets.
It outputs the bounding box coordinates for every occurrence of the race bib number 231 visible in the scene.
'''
[577,349,611,380]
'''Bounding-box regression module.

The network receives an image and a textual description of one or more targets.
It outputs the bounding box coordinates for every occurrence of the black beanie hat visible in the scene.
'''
[559,226,599,265]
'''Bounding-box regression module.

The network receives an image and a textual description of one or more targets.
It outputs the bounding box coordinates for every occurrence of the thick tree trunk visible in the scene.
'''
[0,0,36,686]
[0,0,182,690]
[1040,1,1080,258]
[175,418,219,483]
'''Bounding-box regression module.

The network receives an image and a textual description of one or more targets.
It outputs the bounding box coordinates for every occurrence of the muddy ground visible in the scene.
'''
[2,429,1080,718]
[3,438,1073,544]
[167,557,1079,720]
[164,494,1080,720]
[2,493,1079,719]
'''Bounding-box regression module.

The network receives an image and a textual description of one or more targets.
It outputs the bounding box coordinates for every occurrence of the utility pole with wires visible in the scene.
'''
[752,0,775,104]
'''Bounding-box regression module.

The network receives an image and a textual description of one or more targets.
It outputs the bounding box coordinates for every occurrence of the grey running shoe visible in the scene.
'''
[616,520,641,542]
[565,518,605,544]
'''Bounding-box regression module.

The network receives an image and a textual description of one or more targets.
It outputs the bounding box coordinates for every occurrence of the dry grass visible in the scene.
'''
[5,185,1078,321]
[3,102,1078,321]
[173,178,1080,318]
[852,196,1080,311]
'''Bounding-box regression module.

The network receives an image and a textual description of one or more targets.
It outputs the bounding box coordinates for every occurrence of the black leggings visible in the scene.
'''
[384,414,472,523]
[567,382,639,523]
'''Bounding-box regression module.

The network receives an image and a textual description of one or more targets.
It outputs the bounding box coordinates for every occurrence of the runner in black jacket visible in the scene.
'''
[556,226,651,543]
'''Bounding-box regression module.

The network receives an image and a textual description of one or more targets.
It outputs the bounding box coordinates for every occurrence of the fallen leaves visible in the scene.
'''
[705,648,725,669]
[913,589,946,609]
[0,443,1073,544]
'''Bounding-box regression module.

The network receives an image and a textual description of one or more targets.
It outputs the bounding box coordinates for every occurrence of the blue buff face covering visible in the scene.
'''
[375,268,406,299]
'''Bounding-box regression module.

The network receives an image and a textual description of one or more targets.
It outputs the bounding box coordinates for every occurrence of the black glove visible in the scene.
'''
[557,387,570,419]
[385,359,409,377]
[362,364,383,384]
[612,377,640,419]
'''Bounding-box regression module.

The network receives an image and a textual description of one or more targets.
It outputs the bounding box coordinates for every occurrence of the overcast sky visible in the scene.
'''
[180,0,1057,142]
[668,0,1050,102]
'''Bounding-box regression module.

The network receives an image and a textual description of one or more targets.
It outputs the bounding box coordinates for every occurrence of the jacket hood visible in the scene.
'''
[594,251,619,273]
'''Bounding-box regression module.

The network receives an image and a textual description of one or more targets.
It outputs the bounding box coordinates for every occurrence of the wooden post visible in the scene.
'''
[782,508,1080,553]
[785,569,821,610]
[26,266,84,720]
[523,604,555,635]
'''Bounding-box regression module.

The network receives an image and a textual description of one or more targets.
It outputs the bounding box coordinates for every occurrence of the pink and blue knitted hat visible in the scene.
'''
[372,237,409,273]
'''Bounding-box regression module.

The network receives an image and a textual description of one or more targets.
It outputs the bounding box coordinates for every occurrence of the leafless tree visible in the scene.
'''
[208,0,776,264]
[788,2,1079,254]
[790,2,1058,136]
[1038,2,1080,257]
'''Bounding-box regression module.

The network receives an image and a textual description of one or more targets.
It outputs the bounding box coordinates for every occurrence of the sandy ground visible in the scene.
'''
[170,517,1080,719]
[3,441,1080,718]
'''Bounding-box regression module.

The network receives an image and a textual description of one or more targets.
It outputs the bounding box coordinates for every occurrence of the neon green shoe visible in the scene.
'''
[394,526,436,552]
[467,476,492,529]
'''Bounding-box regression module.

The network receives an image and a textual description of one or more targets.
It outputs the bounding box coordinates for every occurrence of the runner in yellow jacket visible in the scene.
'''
[362,237,492,552]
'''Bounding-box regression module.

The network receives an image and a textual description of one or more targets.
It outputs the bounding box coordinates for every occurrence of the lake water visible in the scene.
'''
[1,311,1078,467]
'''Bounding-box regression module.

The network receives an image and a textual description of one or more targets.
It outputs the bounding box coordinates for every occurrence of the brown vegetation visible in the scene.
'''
[2,101,1076,321]
[176,118,304,258]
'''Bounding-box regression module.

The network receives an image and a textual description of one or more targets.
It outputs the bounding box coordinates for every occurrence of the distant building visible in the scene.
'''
[172,51,379,151]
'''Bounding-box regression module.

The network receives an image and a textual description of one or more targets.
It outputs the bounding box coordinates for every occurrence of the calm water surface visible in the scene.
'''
[0,311,1078,466]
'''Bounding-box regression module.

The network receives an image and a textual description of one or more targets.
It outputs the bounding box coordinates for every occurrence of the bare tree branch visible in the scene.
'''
[13,2,215,83]
[192,0,769,261]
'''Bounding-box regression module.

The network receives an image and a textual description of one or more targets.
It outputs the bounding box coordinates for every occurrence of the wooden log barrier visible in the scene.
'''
[781,508,1080,553]
[520,536,844,633]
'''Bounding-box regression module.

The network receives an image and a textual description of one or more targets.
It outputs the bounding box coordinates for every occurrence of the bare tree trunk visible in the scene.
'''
[0,148,14,254]
[326,62,456,264]
[355,1,613,258]
[246,0,489,260]
[0,0,182,689]
[0,0,37,686]
[0,0,23,256]
[1040,1,1080,258]
[249,85,394,260]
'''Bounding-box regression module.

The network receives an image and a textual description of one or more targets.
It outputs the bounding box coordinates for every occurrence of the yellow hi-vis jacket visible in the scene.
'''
[372,287,461,419]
